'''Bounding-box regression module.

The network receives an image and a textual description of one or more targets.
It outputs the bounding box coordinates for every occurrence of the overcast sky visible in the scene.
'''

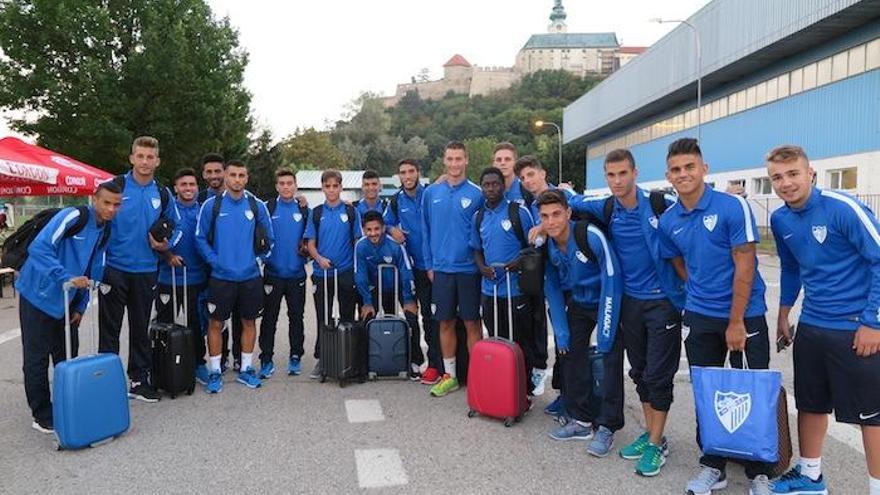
[1,0,711,141]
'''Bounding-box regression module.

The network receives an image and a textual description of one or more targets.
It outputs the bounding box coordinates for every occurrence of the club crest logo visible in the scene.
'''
[501,219,512,231]
[207,303,216,314]
[340,213,349,223]
[812,225,827,244]
[244,210,254,221]
[264,285,273,295]
[383,256,392,263]
[714,391,752,434]
[293,213,303,222]
[703,214,718,232]
[431,303,437,315]
[649,216,659,229]
[159,294,170,305]
[151,198,161,209]
[575,250,589,264]
[99,283,111,295]
[460,198,472,209]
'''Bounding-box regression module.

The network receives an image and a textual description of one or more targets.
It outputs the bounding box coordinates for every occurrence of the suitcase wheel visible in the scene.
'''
[187,386,195,395]
[368,372,377,381]
[503,417,514,428]
[358,375,366,384]
[170,394,176,399]
[339,379,346,388]
[514,415,523,423]
[467,409,477,418]
[320,374,327,383]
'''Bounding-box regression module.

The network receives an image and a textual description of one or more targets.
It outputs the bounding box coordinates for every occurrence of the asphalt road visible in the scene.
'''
[0,256,869,494]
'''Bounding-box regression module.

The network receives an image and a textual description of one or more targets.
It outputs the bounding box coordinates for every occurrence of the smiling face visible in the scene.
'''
[539,202,571,240]
[364,219,383,244]
[666,153,708,197]
[129,145,160,179]
[174,174,199,203]
[398,163,420,191]
[362,177,381,202]
[519,165,547,194]
[768,156,813,208]
[202,161,224,190]
[444,148,468,180]
[93,188,122,223]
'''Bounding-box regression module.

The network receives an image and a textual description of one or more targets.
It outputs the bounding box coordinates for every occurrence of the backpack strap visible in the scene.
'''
[207,193,223,246]
[573,220,597,262]
[475,207,485,241]
[312,204,324,247]
[345,203,357,246]
[267,198,278,216]
[507,202,527,248]
[649,190,668,217]
[298,203,308,219]
[247,193,259,219]
[65,206,92,239]
[520,181,534,206]
[390,193,399,219]
[602,196,614,228]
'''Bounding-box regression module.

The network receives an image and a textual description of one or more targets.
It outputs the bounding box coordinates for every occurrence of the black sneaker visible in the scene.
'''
[128,381,161,403]
[31,418,54,434]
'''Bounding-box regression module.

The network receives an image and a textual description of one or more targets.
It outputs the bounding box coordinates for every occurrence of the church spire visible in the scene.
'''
[549,0,567,33]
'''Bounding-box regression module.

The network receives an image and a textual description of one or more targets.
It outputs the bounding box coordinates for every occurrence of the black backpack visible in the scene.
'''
[474,202,528,249]
[311,203,358,248]
[207,192,271,255]
[352,198,388,214]
[1,206,110,271]
[571,190,669,238]
[519,181,535,207]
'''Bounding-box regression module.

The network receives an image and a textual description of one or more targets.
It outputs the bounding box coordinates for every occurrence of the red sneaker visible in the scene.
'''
[420,367,441,385]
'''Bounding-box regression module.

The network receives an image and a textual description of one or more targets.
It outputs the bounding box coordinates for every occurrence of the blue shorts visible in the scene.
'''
[432,271,481,321]
[207,277,263,321]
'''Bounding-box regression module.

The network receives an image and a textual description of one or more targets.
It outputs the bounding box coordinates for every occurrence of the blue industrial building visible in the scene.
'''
[563,0,880,224]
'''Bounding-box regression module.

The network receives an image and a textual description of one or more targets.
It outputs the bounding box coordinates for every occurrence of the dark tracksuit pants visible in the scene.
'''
[684,310,773,479]
[220,310,242,368]
[312,269,356,359]
[530,291,549,370]
[98,266,156,384]
[621,295,681,413]
[481,293,536,393]
[595,318,626,432]
[367,290,425,366]
[156,281,207,367]
[20,296,79,424]
[259,274,307,364]
[413,269,441,370]
[563,301,599,423]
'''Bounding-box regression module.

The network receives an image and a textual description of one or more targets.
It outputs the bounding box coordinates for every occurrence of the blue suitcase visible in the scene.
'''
[367,264,410,380]
[53,283,130,450]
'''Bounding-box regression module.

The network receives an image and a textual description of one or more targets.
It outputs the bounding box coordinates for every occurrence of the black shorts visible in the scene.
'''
[432,271,481,321]
[207,277,263,321]
[793,322,880,425]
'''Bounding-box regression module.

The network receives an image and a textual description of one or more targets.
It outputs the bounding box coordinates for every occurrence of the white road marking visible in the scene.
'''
[0,327,20,345]
[786,394,865,455]
[355,449,408,488]
[345,399,385,423]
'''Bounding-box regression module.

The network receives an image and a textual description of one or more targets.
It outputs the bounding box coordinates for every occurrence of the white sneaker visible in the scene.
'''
[531,368,548,396]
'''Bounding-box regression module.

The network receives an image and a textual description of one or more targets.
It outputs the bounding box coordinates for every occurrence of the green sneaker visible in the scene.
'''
[619,431,650,460]
[430,374,459,397]
[635,443,667,477]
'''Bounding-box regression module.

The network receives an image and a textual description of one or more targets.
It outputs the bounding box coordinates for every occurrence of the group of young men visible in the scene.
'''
[15,133,880,494]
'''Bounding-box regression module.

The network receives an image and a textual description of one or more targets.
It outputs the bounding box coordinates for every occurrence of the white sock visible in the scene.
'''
[241,352,253,372]
[443,358,457,379]
[209,355,221,373]
[798,456,821,481]
[411,362,421,373]
[870,476,880,495]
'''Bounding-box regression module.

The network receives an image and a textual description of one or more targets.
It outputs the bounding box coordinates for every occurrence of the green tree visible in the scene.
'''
[279,127,346,171]
[244,129,282,199]
[0,0,252,183]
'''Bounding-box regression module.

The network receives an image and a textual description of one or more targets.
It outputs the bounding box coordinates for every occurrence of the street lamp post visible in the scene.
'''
[534,120,563,183]
[651,18,702,141]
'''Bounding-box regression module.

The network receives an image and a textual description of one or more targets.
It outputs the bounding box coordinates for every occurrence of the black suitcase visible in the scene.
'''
[319,269,366,387]
[367,264,410,380]
[150,266,195,398]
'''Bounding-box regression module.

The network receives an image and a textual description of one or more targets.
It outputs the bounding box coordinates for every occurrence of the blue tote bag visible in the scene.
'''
[691,352,783,463]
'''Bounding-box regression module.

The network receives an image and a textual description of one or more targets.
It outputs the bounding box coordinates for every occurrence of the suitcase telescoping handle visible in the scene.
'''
[490,263,514,343]
[62,280,98,362]
[376,263,399,317]
[322,268,340,326]
[170,264,188,327]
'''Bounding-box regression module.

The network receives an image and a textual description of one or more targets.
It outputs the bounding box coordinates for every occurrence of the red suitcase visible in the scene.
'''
[467,268,530,427]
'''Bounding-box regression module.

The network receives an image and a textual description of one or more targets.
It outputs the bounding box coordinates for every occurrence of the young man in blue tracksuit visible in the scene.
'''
[537,189,622,445]
[156,168,210,385]
[99,136,182,403]
[356,210,424,378]
[421,140,484,397]
[568,149,686,473]
[258,168,309,379]
[196,160,274,393]
[385,159,438,384]
[470,167,536,392]
[656,138,772,495]
[17,181,121,434]
[305,169,362,379]
[765,146,880,495]
[493,142,528,206]
[354,169,387,216]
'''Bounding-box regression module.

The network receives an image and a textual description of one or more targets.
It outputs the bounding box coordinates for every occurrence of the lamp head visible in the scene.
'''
[535,120,545,128]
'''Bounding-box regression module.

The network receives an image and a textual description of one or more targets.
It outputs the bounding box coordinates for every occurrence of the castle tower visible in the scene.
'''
[443,54,473,81]
[549,0,567,33]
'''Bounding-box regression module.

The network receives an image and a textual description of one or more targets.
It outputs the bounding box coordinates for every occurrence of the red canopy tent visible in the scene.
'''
[0,137,114,197]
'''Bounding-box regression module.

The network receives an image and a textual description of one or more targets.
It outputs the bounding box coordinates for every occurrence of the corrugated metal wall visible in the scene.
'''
[565,0,863,143]
[584,69,880,187]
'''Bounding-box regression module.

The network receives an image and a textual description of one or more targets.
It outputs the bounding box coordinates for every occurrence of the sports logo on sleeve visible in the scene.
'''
[460,198,472,209]
[703,214,718,232]
[244,210,254,221]
[501,219,512,231]
[340,213,349,223]
[811,225,827,244]
[293,212,303,222]
[714,391,751,434]
[151,198,162,209]
[649,216,659,229]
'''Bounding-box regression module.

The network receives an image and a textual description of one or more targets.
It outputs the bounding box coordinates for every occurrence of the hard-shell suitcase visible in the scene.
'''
[150,266,195,398]
[466,268,530,427]
[53,282,130,450]
[319,269,366,387]
[367,264,410,379]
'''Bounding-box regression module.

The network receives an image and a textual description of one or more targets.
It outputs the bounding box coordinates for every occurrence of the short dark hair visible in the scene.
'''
[514,155,544,176]
[202,153,225,166]
[275,167,296,181]
[535,189,569,209]
[362,210,384,226]
[224,159,247,170]
[397,158,420,171]
[444,140,467,156]
[173,167,198,184]
[667,138,702,160]
[604,148,636,169]
[321,169,342,185]
[95,180,122,195]
[479,166,504,184]
[362,169,380,181]
[493,142,518,158]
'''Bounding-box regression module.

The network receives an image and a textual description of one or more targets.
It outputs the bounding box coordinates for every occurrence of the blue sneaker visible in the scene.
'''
[587,425,614,457]
[288,357,301,376]
[544,395,566,417]
[206,372,223,394]
[220,362,228,375]
[549,420,593,441]
[770,465,827,494]
[195,364,210,385]
[259,361,275,379]
[237,367,262,389]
